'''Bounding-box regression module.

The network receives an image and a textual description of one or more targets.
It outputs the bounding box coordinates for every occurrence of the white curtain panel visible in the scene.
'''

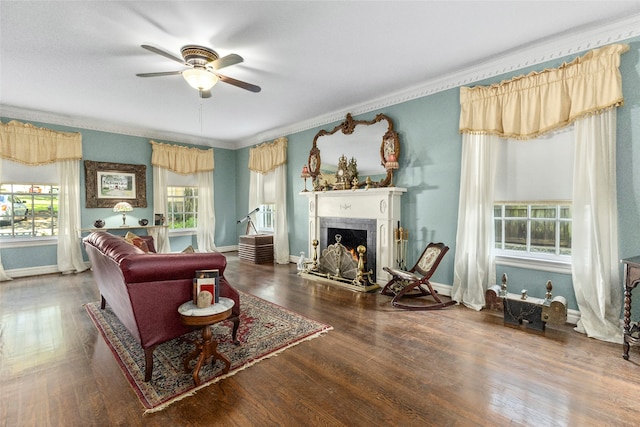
[273,163,290,264]
[196,170,216,252]
[248,170,261,213]
[0,159,12,281]
[248,168,289,264]
[150,166,171,253]
[452,133,500,310]
[56,159,87,274]
[572,109,622,343]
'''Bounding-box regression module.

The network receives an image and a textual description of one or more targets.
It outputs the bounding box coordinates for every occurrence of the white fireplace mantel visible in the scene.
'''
[301,187,406,285]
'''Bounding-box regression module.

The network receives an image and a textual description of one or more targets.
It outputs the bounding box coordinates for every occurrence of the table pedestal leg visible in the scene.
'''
[184,325,231,386]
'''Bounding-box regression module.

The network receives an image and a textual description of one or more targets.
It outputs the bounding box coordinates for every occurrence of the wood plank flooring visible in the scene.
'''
[2,253,640,426]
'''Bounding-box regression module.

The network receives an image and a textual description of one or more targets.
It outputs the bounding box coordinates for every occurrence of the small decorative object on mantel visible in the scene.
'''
[333,154,350,190]
[347,157,358,183]
[138,218,149,226]
[365,177,372,190]
[521,289,528,300]
[300,165,311,192]
[94,219,105,228]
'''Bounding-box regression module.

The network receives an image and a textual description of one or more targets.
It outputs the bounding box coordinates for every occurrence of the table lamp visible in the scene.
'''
[113,201,133,227]
[300,164,311,192]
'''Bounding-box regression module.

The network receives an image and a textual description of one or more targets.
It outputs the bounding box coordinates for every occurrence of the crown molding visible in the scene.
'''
[238,12,640,149]
[3,13,639,151]
[0,105,236,150]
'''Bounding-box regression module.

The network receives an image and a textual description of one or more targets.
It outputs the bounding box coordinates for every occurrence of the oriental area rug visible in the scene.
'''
[85,291,332,413]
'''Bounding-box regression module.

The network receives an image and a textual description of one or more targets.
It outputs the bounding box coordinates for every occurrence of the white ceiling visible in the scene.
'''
[2,1,640,149]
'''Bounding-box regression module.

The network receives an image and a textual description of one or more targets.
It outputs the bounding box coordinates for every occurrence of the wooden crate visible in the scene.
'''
[238,234,274,264]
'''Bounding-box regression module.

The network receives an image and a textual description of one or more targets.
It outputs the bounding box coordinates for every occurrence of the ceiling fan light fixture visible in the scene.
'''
[182,68,218,91]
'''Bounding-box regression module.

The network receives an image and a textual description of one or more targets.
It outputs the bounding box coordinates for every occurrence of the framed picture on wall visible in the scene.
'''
[84,160,147,208]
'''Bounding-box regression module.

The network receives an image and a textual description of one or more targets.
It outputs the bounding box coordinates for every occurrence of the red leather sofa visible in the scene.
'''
[83,231,240,381]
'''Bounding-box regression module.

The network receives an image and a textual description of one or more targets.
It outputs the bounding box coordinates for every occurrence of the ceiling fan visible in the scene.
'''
[136,44,261,98]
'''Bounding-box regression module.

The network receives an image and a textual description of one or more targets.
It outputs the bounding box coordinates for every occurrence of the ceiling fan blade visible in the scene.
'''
[136,71,183,77]
[199,90,212,99]
[210,53,243,70]
[217,74,261,93]
[141,44,185,65]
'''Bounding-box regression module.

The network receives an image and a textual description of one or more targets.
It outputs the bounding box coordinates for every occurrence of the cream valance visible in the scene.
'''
[0,120,82,165]
[248,137,288,174]
[150,140,214,174]
[459,43,629,139]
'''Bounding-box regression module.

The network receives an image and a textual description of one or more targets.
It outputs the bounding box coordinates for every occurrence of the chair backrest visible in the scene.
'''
[412,242,449,279]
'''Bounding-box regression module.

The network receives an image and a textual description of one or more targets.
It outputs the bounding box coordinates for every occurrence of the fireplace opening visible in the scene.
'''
[319,217,376,282]
[327,228,366,261]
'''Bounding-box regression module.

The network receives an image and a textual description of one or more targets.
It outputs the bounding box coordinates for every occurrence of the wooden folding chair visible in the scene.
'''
[381,242,456,310]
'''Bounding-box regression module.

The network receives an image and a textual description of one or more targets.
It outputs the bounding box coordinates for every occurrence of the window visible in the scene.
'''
[494,202,571,259]
[493,128,574,270]
[167,186,198,230]
[0,184,58,238]
[256,204,275,233]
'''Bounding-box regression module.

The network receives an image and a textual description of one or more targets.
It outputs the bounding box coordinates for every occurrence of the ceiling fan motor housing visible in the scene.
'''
[181,45,219,66]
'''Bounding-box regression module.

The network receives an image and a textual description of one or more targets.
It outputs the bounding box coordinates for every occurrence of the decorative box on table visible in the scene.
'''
[238,234,274,264]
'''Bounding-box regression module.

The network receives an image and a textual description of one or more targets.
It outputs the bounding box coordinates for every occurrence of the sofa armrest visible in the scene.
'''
[119,252,227,284]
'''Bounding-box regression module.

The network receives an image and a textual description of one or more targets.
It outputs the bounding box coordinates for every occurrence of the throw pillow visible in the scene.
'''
[124,231,150,253]
[182,245,195,253]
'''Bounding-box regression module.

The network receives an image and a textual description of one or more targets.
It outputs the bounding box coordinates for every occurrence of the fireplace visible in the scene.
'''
[301,187,406,291]
[320,217,376,282]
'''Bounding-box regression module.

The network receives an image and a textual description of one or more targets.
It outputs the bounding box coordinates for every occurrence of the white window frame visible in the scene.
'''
[0,183,59,243]
[166,186,198,232]
[494,202,572,274]
[256,203,275,233]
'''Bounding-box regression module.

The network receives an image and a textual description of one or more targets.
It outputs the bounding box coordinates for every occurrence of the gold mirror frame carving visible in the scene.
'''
[308,113,400,189]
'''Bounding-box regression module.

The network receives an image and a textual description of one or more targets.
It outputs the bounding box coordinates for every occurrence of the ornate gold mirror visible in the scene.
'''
[308,113,400,189]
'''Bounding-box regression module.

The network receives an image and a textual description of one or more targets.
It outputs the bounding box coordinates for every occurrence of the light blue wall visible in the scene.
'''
[4,38,640,315]
[258,37,640,312]
[0,118,239,265]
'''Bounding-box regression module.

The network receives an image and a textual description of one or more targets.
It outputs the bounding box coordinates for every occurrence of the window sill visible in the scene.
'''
[0,236,58,248]
[495,253,572,274]
[168,229,196,237]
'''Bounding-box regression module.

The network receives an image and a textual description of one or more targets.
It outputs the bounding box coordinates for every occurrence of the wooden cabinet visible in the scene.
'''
[238,234,274,264]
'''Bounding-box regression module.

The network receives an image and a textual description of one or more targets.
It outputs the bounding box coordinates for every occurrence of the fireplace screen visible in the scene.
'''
[319,217,376,282]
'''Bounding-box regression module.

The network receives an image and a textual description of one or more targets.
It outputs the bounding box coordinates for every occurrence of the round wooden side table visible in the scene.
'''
[178,297,234,386]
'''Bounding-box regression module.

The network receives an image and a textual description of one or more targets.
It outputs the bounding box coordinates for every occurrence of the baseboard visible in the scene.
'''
[216,244,238,253]
[6,265,63,278]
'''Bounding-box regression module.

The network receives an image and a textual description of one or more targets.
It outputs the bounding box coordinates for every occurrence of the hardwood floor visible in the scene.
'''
[1,253,640,426]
